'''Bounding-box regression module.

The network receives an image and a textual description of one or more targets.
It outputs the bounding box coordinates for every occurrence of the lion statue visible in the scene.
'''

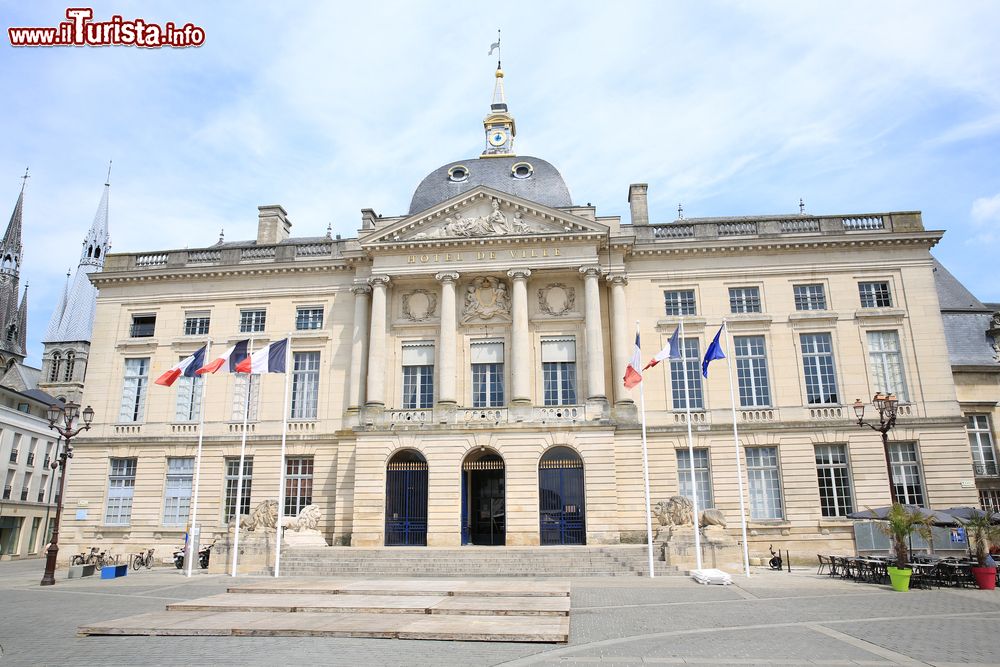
[281,504,322,532]
[653,496,695,528]
[229,499,278,532]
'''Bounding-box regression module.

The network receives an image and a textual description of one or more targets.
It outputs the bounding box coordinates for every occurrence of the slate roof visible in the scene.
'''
[933,257,998,367]
[408,155,572,215]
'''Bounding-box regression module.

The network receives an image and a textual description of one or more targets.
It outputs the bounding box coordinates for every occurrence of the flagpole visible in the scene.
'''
[635,321,655,578]
[680,319,703,571]
[186,339,211,578]
[274,336,292,578]
[231,337,254,578]
[722,321,751,577]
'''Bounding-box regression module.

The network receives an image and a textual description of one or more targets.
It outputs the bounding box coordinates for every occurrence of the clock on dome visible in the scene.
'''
[481,66,516,157]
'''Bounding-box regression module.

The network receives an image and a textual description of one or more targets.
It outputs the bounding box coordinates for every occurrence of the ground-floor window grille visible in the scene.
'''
[224,457,253,522]
[284,456,314,516]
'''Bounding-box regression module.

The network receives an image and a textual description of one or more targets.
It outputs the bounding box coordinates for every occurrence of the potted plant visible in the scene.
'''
[964,511,1000,590]
[875,503,932,592]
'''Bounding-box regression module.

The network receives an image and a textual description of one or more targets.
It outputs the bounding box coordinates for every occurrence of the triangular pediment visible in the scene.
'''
[360,186,608,247]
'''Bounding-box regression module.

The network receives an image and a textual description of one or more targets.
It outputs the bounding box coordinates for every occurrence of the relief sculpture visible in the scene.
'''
[461,276,511,322]
[413,198,535,239]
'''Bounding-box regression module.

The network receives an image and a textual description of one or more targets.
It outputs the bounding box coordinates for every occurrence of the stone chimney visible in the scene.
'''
[361,208,378,231]
[628,184,649,226]
[257,205,291,244]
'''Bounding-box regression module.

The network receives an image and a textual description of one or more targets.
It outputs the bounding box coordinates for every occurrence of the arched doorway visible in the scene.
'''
[461,449,505,546]
[539,446,586,545]
[385,450,428,546]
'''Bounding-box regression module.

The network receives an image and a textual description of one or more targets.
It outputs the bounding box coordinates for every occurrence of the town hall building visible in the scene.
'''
[57,67,992,564]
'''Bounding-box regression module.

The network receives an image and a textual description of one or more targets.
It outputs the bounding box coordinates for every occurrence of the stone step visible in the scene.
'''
[228,578,571,597]
[78,610,569,642]
[168,593,569,616]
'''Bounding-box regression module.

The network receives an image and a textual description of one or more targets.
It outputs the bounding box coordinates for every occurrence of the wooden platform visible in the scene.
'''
[78,578,570,643]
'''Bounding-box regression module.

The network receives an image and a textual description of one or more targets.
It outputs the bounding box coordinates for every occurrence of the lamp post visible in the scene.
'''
[854,392,900,505]
[40,401,94,586]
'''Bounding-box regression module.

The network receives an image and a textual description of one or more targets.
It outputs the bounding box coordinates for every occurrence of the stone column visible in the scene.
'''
[607,274,632,406]
[580,265,607,401]
[365,275,390,407]
[507,269,532,405]
[347,281,371,412]
[435,271,460,406]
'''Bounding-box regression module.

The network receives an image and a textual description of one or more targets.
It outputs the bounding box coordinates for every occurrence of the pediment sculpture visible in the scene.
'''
[461,276,511,323]
[412,198,534,240]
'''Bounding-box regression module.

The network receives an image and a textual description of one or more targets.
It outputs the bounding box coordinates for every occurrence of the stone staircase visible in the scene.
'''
[269,545,679,577]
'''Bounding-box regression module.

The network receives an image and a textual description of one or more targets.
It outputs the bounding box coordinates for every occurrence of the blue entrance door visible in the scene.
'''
[385,452,428,546]
[539,447,586,546]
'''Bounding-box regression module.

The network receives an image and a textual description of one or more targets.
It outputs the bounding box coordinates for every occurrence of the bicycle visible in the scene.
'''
[72,546,113,571]
[131,548,155,571]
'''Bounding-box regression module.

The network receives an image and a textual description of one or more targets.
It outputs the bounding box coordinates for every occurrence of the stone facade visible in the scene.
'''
[56,76,988,566]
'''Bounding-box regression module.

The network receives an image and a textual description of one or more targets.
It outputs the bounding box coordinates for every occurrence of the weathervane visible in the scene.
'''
[488,29,501,68]
[20,167,29,192]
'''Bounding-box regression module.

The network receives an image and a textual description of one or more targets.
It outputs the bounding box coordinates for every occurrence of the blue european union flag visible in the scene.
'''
[702,325,726,378]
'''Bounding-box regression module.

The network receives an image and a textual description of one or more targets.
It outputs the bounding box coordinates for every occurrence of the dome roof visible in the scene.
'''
[408,155,572,215]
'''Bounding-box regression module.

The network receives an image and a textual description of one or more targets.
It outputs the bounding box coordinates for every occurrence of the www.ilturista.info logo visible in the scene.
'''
[8,8,205,48]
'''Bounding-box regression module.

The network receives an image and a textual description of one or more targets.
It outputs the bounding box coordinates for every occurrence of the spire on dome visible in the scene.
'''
[481,41,516,159]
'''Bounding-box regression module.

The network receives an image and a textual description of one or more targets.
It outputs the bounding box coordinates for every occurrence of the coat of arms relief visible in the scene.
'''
[462,276,511,323]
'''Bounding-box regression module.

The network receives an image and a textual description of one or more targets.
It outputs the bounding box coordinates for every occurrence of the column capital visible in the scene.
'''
[434,271,460,283]
[506,268,532,280]
[351,280,372,295]
[368,274,391,288]
[606,272,628,286]
[579,265,603,278]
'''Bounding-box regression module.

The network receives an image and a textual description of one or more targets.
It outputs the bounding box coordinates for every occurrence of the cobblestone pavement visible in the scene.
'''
[2,558,999,666]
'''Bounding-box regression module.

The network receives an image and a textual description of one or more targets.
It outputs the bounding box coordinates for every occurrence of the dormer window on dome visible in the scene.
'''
[511,162,533,179]
[448,165,469,183]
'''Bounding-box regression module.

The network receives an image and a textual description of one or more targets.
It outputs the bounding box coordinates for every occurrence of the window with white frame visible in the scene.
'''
[541,337,577,406]
[793,284,827,311]
[224,457,253,522]
[183,311,210,336]
[118,358,149,422]
[471,340,504,408]
[664,289,697,316]
[677,448,713,509]
[401,342,434,409]
[174,361,203,422]
[967,414,998,477]
[729,287,761,314]
[231,374,260,421]
[284,456,314,516]
[104,458,137,525]
[800,333,839,404]
[162,457,194,526]
[859,281,893,308]
[734,335,771,407]
[888,442,925,506]
[295,307,324,331]
[291,351,320,419]
[669,338,703,410]
[815,445,854,517]
[239,308,266,333]
[746,447,783,520]
[867,331,908,402]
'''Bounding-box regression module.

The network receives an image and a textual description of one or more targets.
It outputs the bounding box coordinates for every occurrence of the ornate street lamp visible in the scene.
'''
[854,392,900,504]
[40,401,94,586]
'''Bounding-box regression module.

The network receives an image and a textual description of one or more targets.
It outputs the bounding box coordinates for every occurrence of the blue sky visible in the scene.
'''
[2,1,999,365]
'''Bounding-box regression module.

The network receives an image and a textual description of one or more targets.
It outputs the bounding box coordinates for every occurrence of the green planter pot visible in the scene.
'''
[887,566,911,592]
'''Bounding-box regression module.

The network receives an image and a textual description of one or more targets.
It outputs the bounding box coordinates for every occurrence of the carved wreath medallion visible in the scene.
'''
[401,289,438,322]
[537,283,576,317]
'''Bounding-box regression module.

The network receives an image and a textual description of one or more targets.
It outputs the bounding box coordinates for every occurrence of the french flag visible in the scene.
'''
[235,338,289,374]
[623,328,643,389]
[196,340,250,375]
[643,326,681,370]
[155,346,207,387]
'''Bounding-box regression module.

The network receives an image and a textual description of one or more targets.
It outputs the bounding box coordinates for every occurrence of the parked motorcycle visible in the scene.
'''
[173,541,214,570]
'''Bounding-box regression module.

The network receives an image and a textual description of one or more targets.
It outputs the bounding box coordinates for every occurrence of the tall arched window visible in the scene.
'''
[63,351,75,382]
[49,352,61,382]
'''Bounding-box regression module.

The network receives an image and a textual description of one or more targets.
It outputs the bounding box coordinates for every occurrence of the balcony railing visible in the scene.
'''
[130,322,156,337]
[26,453,34,465]
[37,490,45,503]
[20,488,28,501]
[2,486,10,500]
[974,462,999,477]
[8,449,17,463]
[43,456,50,468]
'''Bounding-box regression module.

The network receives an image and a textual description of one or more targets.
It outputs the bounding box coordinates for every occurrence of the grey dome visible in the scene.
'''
[408,155,572,215]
